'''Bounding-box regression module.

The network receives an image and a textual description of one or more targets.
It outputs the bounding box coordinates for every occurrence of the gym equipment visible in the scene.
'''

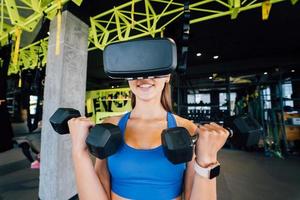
[162,126,233,164]
[50,108,81,134]
[103,38,177,79]
[287,117,300,126]
[162,127,197,164]
[49,108,122,159]
[225,115,262,148]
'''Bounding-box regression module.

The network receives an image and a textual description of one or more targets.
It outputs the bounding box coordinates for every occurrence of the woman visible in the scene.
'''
[68,75,229,200]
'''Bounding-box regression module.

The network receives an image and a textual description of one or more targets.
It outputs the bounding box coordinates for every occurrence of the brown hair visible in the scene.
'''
[131,82,173,112]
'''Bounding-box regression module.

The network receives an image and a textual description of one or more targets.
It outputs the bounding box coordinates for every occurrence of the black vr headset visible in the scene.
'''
[103,38,177,79]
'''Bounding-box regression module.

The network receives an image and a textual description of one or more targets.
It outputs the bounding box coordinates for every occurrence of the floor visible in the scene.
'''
[217,150,300,200]
[0,148,39,200]
[1,123,300,200]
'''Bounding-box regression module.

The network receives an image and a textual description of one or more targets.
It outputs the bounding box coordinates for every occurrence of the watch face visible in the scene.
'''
[210,165,220,179]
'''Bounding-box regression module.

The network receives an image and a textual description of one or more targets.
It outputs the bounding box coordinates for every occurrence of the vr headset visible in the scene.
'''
[103,38,177,79]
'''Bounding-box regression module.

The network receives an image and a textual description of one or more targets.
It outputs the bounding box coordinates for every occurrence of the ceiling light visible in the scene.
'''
[291,69,295,73]
[47,31,50,35]
[196,53,202,57]
[213,55,219,59]
[264,72,268,75]
[209,76,213,80]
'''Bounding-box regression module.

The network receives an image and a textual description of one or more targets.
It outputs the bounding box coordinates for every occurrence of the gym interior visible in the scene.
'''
[0,1,300,200]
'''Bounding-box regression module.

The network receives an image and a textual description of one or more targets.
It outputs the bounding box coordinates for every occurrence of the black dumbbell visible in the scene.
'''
[161,127,195,164]
[162,126,233,164]
[49,108,122,159]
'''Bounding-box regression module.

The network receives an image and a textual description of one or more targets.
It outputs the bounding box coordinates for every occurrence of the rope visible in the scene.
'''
[12,27,22,65]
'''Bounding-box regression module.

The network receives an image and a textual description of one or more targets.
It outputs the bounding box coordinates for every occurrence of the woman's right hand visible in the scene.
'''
[68,117,95,155]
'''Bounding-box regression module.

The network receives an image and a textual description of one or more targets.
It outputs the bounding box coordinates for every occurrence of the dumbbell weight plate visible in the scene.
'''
[49,108,81,135]
[161,127,194,164]
[86,123,122,159]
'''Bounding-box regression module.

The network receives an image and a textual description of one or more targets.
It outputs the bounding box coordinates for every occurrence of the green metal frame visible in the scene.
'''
[0,0,83,46]
[8,37,48,74]
[89,0,291,50]
[0,0,297,75]
[0,0,82,74]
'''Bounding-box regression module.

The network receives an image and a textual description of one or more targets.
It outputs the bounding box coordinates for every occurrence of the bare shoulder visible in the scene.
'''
[173,114,198,136]
[102,114,123,125]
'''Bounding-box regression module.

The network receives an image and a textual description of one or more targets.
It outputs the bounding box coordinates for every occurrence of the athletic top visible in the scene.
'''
[107,112,186,200]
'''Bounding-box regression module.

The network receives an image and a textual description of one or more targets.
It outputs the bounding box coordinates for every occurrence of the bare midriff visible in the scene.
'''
[111,191,182,200]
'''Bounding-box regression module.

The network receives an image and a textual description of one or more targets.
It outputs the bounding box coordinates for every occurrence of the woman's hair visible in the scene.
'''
[131,82,173,112]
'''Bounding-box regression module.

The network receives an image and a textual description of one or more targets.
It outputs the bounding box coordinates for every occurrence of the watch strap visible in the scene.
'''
[194,161,220,179]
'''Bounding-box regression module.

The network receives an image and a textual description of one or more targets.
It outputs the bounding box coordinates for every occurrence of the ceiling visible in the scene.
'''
[183,1,300,76]
[25,1,300,89]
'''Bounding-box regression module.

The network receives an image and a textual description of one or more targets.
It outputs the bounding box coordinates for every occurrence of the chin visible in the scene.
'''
[134,91,159,101]
[137,94,156,102]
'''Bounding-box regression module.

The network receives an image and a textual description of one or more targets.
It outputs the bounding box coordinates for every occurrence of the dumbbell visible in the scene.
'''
[162,126,233,164]
[49,108,122,159]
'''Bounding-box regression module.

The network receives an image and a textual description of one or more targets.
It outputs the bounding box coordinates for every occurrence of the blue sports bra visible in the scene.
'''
[107,112,186,200]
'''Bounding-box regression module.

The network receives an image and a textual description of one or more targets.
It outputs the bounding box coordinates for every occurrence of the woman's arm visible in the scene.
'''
[69,116,120,200]
[190,123,229,200]
[95,158,111,198]
[72,151,109,200]
[185,158,217,200]
[183,154,195,200]
[188,161,217,200]
[176,117,228,200]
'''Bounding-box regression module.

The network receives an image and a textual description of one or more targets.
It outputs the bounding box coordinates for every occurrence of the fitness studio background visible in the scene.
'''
[1,0,300,200]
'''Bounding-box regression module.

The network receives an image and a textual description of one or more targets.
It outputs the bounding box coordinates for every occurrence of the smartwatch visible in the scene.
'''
[194,161,220,179]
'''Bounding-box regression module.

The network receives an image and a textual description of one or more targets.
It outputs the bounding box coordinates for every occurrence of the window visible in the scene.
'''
[282,82,294,107]
[219,92,236,115]
[187,93,211,111]
[187,94,195,104]
[262,87,271,120]
[262,87,271,109]
[29,95,38,115]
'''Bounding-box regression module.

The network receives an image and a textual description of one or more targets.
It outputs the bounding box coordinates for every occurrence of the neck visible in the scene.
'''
[131,97,167,120]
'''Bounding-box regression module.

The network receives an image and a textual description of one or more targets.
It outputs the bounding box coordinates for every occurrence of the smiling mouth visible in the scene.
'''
[138,83,154,88]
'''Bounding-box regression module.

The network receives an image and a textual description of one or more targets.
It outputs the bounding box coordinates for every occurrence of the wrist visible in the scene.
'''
[195,156,218,168]
[72,149,89,160]
[194,160,221,179]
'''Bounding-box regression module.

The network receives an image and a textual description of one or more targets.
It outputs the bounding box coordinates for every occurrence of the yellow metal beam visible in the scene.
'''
[290,0,298,4]
[262,0,272,20]
[230,0,241,19]
[0,0,81,44]
[114,8,124,41]
[4,0,21,26]
[30,0,42,12]
[6,0,294,75]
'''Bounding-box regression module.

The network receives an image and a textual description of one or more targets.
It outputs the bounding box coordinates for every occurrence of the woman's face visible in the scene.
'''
[128,75,170,102]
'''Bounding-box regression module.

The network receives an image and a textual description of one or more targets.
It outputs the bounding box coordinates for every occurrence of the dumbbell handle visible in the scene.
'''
[191,127,233,145]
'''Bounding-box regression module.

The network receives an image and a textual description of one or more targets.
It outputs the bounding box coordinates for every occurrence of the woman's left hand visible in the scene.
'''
[194,122,230,167]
